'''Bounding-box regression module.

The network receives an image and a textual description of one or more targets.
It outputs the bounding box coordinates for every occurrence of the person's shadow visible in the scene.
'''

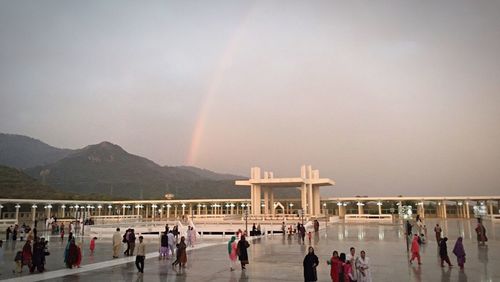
[411,265,422,282]
[440,267,451,282]
[239,270,248,281]
[458,271,468,282]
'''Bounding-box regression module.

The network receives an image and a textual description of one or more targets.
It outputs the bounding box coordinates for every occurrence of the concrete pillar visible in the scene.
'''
[0,204,3,219]
[264,188,269,214]
[167,205,171,219]
[358,203,364,214]
[307,184,313,215]
[301,185,307,213]
[378,203,382,215]
[313,186,321,215]
[489,201,494,215]
[197,204,201,215]
[442,201,447,219]
[145,205,149,219]
[174,205,178,218]
[31,205,37,224]
[270,191,275,216]
[255,185,261,215]
[421,203,425,219]
[61,205,66,218]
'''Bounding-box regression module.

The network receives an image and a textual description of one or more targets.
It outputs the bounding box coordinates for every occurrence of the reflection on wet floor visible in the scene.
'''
[0,219,499,281]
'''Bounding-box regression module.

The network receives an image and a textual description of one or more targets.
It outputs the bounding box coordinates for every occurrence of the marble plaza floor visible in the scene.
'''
[0,218,499,281]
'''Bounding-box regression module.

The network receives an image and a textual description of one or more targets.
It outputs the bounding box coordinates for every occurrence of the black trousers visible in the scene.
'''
[135,256,145,273]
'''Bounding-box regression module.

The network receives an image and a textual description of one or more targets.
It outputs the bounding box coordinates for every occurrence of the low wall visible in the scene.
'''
[344,214,393,223]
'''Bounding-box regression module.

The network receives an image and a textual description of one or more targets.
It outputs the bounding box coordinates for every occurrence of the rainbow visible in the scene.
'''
[186,6,254,165]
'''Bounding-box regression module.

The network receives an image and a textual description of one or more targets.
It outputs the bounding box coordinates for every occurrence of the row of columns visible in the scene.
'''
[2,200,498,223]
[333,200,483,219]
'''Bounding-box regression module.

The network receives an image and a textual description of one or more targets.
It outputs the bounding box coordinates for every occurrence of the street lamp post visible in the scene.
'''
[244,210,249,236]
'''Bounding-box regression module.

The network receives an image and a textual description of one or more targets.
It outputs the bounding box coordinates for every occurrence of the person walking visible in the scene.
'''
[452,237,466,270]
[128,229,136,256]
[434,224,442,245]
[303,246,319,282]
[90,237,96,255]
[410,234,421,265]
[439,237,453,267]
[123,229,130,256]
[14,250,23,273]
[172,236,187,269]
[227,236,238,271]
[237,235,250,270]
[186,227,192,247]
[135,236,146,274]
[112,228,121,258]
[406,220,413,236]
[475,219,488,245]
[357,250,372,282]
[21,240,32,272]
[346,247,359,281]
[167,231,175,259]
[159,232,169,259]
[64,239,78,268]
[326,250,341,282]
[30,238,45,273]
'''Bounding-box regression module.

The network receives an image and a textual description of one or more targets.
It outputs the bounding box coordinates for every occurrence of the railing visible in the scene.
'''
[0,219,17,227]
[344,214,393,222]
[490,214,500,223]
[91,215,143,225]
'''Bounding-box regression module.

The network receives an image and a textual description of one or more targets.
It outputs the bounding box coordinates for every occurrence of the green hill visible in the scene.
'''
[1,133,298,200]
[25,141,255,199]
[0,133,73,168]
[0,165,112,200]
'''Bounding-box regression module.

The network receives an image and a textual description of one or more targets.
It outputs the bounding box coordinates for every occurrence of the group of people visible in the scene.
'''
[227,234,250,271]
[304,246,371,282]
[408,217,488,272]
[6,224,36,242]
[13,236,50,274]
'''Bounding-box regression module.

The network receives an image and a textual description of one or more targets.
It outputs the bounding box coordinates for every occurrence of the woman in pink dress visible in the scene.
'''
[227,236,238,271]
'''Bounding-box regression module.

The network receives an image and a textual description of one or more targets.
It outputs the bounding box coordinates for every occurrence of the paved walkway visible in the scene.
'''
[1,219,499,281]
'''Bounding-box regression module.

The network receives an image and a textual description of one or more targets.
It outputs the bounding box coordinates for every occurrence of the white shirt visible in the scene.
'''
[167,233,175,246]
[347,254,359,280]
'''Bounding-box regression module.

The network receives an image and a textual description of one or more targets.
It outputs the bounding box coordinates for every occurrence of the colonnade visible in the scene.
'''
[1,197,499,225]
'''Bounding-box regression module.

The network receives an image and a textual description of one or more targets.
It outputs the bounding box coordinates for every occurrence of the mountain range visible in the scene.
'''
[0,133,298,200]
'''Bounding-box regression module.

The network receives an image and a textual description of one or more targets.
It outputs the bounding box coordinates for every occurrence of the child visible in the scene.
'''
[13,251,23,273]
[60,228,65,241]
[307,231,312,244]
[90,237,96,255]
[420,233,427,244]
[75,242,82,268]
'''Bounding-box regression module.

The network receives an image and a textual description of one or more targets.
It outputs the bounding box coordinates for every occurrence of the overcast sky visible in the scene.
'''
[1,1,500,196]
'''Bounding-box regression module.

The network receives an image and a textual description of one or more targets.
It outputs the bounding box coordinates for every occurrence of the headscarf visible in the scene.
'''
[452,237,465,257]
[228,236,236,254]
